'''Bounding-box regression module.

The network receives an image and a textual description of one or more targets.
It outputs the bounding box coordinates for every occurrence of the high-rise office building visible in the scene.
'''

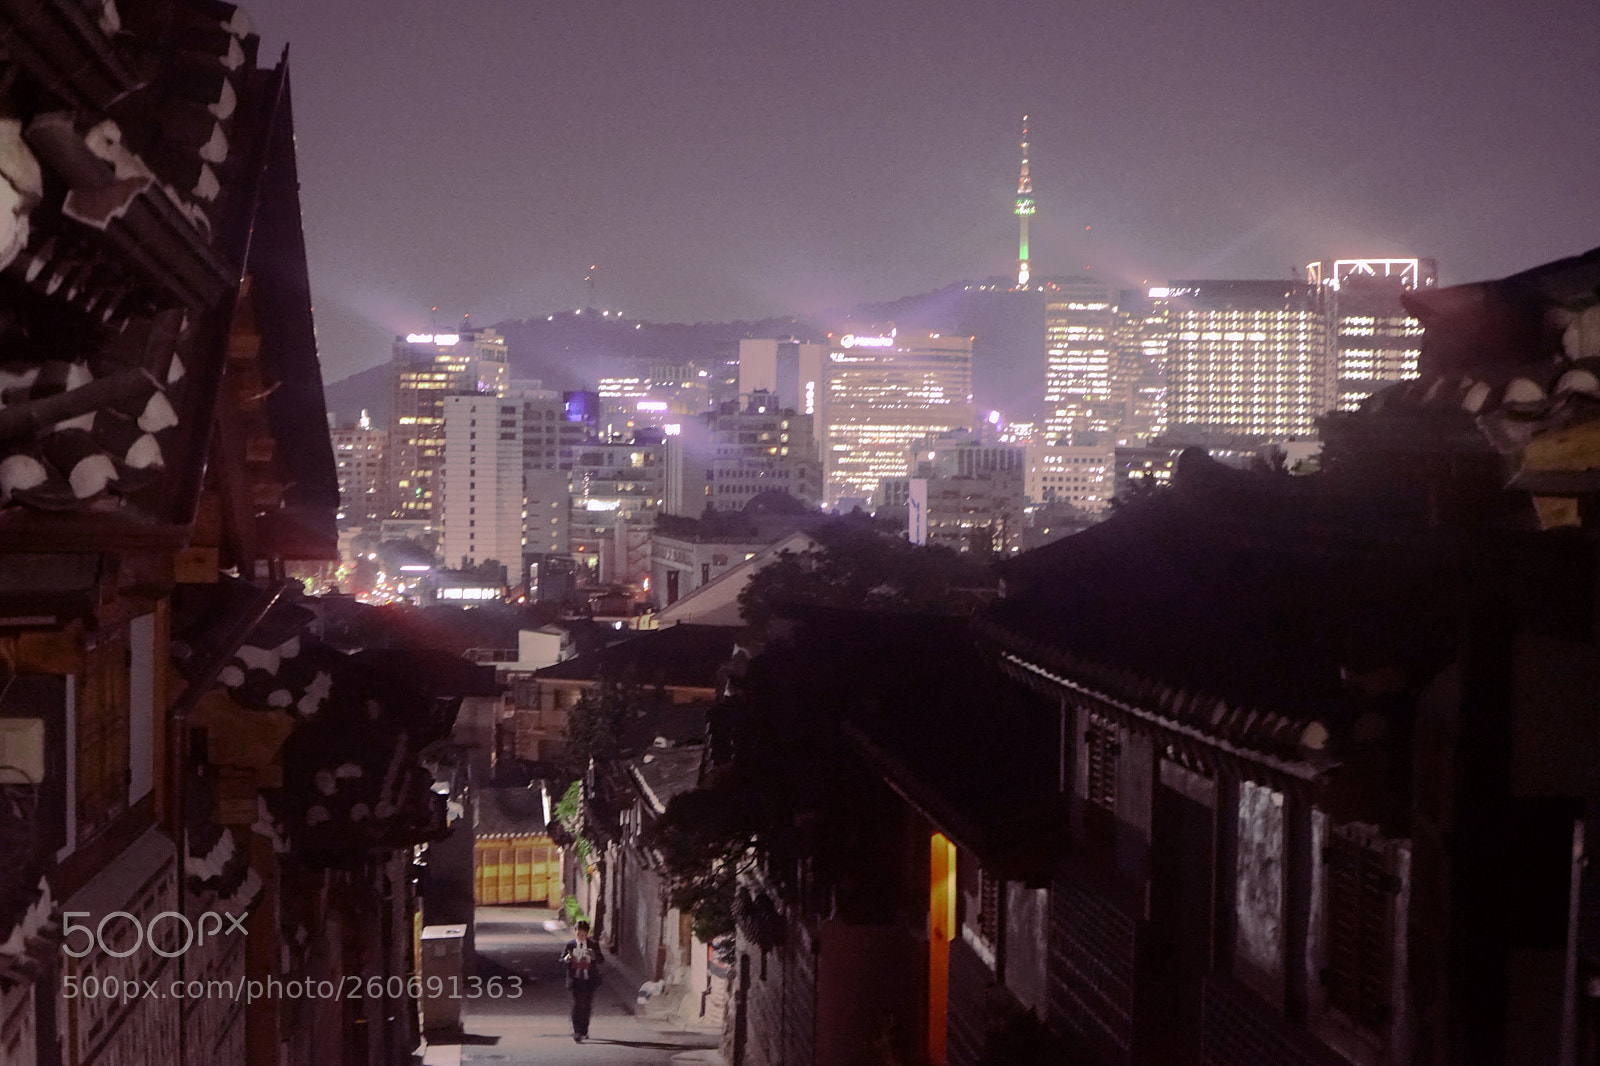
[702,391,820,512]
[1308,258,1436,411]
[568,437,664,580]
[386,328,509,519]
[508,381,590,472]
[878,473,1024,555]
[739,338,825,449]
[1164,281,1331,439]
[1044,278,1117,444]
[437,394,523,572]
[506,382,579,576]
[330,410,386,527]
[898,430,1027,553]
[1111,289,1170,445]
[823,329,974,505]
[524,469,571,557]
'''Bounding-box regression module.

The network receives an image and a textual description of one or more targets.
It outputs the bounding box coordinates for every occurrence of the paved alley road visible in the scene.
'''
[423,907,722,1066]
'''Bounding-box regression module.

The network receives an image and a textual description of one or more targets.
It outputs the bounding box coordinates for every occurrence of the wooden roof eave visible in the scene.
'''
[996,650,1338,801]
[0,0,140,112]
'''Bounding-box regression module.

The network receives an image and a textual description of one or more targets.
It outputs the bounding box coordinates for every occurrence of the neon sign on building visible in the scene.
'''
[839,334,895,349]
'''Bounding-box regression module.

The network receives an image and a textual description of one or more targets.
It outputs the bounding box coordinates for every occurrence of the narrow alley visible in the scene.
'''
[422,907,723,1066]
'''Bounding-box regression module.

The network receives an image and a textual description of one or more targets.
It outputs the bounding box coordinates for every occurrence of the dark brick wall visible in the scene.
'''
[948,935,992,1066]
[1048,874,1138,1063]
[738,924,816,1066]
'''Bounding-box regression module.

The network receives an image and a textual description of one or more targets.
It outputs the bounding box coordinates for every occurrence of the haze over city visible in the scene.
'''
[251,0,1600,382]
[5,3,1600,1066]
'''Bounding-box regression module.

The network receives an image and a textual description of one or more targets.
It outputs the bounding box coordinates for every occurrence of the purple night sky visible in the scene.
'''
[249,0,1600,383]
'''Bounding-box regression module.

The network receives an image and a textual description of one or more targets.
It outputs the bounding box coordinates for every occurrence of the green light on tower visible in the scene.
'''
[1015,117,1034,288]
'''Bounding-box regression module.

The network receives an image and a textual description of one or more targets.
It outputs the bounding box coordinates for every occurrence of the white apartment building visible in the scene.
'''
[437,394,524,572]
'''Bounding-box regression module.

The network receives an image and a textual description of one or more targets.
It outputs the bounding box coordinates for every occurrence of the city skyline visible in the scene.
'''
[252,1,1600,383]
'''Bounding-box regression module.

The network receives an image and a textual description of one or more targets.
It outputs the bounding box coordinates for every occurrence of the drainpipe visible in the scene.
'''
[1560,818,1586,1066]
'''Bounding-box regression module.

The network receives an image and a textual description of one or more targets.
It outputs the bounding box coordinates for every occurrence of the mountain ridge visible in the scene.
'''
[323,281,1047,427]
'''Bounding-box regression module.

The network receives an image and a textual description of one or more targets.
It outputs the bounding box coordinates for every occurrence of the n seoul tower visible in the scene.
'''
[1014,115,1036,288]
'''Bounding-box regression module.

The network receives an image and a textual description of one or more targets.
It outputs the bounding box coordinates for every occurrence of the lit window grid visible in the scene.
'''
[1165,308,1330,436]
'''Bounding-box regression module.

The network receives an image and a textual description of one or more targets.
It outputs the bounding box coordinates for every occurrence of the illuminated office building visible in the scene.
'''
[877,472,1024,555]
[386,328,509,519]
[509,381,591,472]
[596,365,712,439]
[703,391,820,512]
[568,438,664,581]
[1308,258,1437,411]
[1164,281,1331,438]
[885,431,1026,553]
[329,410,386,527]
[823,330,975,505]
[1025,442,1114,512]
[1044,278,1117,444]
[437,394,523,572]
[1111,289,1170,444]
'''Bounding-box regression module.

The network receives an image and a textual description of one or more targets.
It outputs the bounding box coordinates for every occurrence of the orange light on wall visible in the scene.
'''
[929,832,957,1065]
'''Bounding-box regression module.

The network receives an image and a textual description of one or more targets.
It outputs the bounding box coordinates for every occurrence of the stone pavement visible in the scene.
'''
[422,906,725,1066]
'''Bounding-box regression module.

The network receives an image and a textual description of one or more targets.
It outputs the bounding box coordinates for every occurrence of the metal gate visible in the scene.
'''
[474,834,559,905]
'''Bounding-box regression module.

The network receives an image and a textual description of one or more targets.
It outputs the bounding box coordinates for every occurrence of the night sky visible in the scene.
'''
[250,1,1600,383]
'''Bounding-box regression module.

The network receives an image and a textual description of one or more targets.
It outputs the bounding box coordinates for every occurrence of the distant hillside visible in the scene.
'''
[493,313,826,395]
[322,286,1049,428]
[324,362,392,427]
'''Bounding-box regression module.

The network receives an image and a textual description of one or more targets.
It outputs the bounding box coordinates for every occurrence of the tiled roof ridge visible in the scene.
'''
[972,614,1338,783]
[1355,356,1600,445]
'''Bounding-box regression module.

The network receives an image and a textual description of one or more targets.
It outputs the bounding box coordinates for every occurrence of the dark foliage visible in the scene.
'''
[737,517,995,627]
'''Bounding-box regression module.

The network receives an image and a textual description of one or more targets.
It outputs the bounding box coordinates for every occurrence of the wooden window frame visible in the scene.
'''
[1322,828,1398,1033]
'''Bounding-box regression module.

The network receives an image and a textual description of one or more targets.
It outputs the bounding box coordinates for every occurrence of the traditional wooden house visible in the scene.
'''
[507,623,737,761]
[0,4,484,1065]
[977,246,1600,1066]
[705,247,1600,1066]
[703,608,1066,1066]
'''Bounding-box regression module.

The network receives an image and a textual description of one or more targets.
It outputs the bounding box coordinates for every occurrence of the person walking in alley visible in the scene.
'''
[561,920,604,1042]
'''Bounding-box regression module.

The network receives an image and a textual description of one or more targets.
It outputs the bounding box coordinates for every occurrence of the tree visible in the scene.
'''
[642,773,761,941]
[563,673,641,773]
[736,518,994,627]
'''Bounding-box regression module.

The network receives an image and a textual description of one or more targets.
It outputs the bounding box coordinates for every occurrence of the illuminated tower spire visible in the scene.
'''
[1014,115,1036,288]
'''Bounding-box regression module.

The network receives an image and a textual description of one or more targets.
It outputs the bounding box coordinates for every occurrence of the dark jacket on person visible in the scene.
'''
[561,938,604,985]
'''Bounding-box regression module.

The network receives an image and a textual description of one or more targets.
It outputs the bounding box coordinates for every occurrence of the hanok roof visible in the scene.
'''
[985,450,1464,765]
[628,746,704,815]
[1329,245,1600,510]
[0,2,334,557]
[758,606,1061,869]
[533,623,738,689]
